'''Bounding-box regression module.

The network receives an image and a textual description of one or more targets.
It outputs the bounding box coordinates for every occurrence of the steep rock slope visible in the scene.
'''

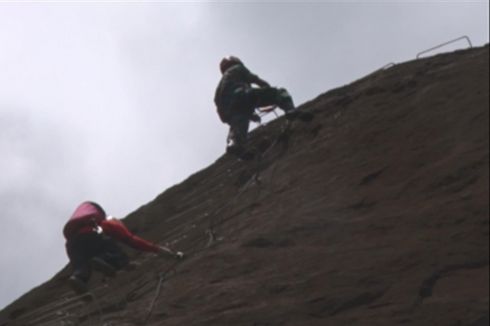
[1,45,488,326]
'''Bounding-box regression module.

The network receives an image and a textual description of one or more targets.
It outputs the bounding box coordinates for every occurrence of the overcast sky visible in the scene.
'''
[0,0,488,309]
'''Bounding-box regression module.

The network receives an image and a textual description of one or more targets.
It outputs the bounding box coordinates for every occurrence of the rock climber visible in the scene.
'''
[214,56,313,156]
[63,201,183,293]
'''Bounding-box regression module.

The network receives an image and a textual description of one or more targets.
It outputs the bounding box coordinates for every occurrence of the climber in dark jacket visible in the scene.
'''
[63,201,183,293]
[214,56,312,154]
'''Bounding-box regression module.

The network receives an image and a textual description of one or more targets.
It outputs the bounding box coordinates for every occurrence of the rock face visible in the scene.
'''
[1,45,488,326]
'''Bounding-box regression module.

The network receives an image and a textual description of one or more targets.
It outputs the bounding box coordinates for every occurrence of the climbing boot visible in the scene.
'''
[68,275,88,294]
[91,257,117,277]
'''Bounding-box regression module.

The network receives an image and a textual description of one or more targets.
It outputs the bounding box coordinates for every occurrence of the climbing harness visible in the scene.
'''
[257,105,279,119]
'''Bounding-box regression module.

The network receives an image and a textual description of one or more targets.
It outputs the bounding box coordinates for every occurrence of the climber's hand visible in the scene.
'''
[174,251,185,259]
[158,246,184,260]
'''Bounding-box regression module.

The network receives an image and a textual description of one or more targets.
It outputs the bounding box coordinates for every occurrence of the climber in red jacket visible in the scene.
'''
[63,201,183,293]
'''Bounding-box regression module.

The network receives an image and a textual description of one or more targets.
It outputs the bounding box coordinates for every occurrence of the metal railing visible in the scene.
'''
[416,35,473,59]
[365,35,474,79]
[364,62,396,79]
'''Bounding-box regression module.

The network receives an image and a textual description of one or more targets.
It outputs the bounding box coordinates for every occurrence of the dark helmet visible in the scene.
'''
[220,56,242,74]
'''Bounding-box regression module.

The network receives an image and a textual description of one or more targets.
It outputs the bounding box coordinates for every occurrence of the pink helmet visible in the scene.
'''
[220,56,242,74]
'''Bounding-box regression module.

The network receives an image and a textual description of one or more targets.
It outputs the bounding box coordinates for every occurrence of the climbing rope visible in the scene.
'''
[142,118,294,325]
[143,259,181,324]
[16,290,103,326]
[257,105,279,119]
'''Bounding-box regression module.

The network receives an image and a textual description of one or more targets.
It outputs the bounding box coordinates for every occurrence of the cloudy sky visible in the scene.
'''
[0,0,488,309]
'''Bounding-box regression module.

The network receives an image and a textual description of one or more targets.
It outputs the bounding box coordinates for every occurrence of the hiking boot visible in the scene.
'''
[238,150,256,161]
[285,109,314,122]
[285,109,298,120]
[91,257,117,277]
[123,261,141,271]
[227,146,255,160]
[297,111,314,122]
[68,275,88,294]
[226,143,244,156]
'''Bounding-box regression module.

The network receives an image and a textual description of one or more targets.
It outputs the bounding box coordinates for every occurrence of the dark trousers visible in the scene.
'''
[227,87,294,147]
[66,232,129,282]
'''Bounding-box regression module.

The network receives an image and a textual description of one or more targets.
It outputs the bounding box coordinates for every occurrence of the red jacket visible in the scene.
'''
[99,219,160,253]
[63,201,160,253]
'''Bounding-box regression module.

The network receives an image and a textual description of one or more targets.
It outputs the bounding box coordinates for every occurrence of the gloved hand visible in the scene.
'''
[158,246,184,260]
